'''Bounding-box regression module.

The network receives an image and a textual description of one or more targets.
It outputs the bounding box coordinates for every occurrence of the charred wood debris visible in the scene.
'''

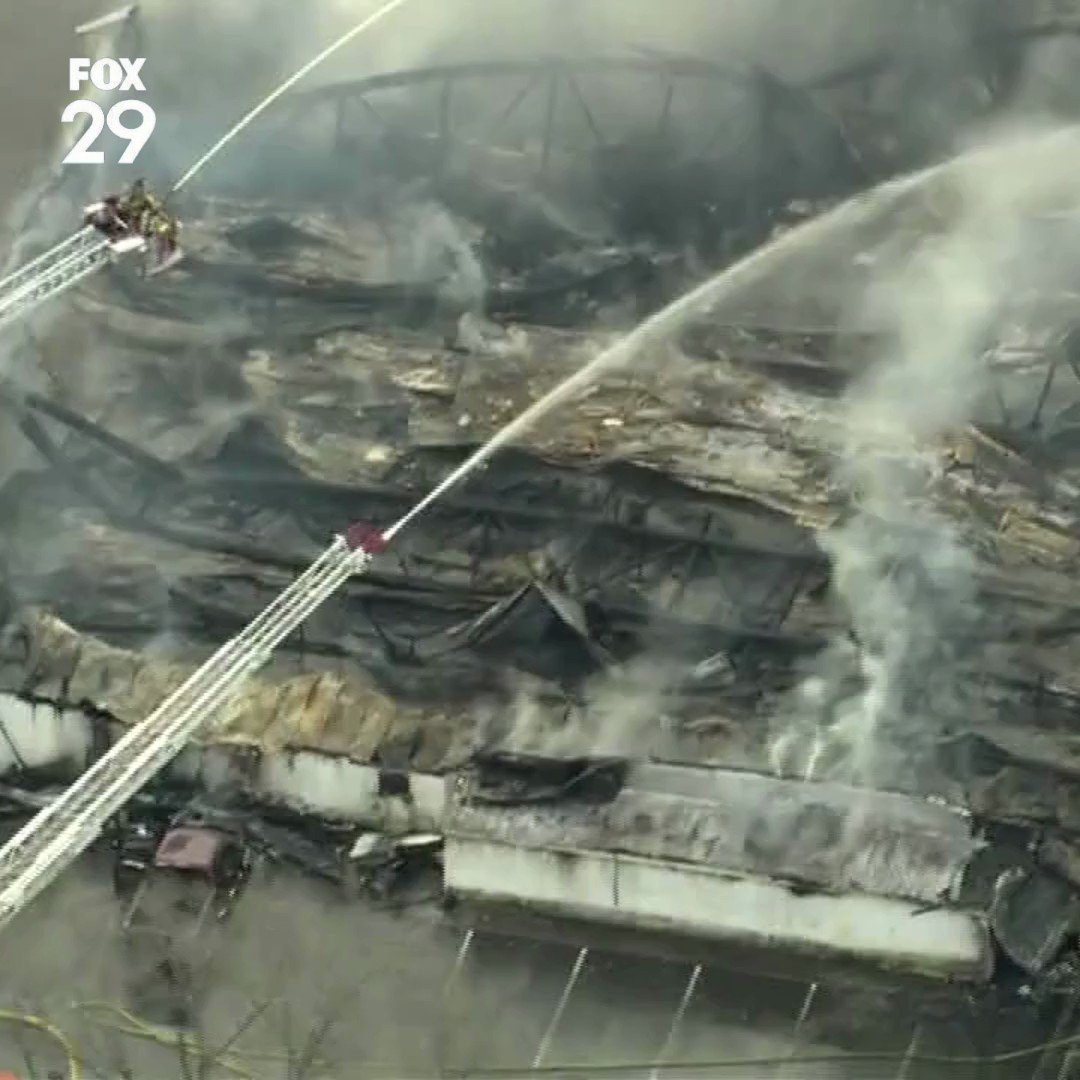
[7,29,1080,996]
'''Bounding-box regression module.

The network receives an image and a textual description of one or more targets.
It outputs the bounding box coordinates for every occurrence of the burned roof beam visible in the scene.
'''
[109,257,665,339]
[9,406,130,523]
[300,56,782,104]
[482,71,543,144]
[634,46,866,184]
[191,472,824,564]
[301,54,867,192]
[15,387,182,484]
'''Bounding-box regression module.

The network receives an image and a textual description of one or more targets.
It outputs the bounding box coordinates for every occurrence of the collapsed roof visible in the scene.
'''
[7,30,1080,985]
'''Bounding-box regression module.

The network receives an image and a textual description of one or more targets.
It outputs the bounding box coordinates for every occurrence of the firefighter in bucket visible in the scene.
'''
[85,178,183,274]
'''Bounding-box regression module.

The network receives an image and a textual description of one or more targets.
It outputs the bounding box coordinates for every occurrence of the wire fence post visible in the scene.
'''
[775,981,818,1080]
[649,963,703,1080]
[896,1024,920,1080]
[438,927,476,1078]
[532,947,588,1070]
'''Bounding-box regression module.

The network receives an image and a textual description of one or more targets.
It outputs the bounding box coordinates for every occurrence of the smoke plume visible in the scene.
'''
[771,121,1080,792]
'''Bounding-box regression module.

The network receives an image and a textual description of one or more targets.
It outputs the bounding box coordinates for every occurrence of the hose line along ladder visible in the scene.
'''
[0,226,127,335]
[0,533,378,932]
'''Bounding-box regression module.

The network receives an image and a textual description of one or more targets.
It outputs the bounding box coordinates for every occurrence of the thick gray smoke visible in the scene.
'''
[91,0,1014,198]
[395,202,485,313]
[489,655,676,760]
[771,122,1080,792]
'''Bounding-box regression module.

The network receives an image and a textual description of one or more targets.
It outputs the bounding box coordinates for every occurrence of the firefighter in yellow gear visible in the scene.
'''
[118,178,151,230]
[119,179,179,262]
[151,213,180,261]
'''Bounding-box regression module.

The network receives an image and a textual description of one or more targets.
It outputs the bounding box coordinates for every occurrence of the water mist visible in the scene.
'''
[770,122,1080,792]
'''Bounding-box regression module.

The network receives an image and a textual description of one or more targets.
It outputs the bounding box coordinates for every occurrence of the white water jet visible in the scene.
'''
[387,123,1080,543]
[170,0,415,194]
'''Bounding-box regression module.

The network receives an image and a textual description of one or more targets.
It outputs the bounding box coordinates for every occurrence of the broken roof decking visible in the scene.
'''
[0,610,462,773]
[38,306,1080,578]
[7,322,1080,819]
[449,760,977,906]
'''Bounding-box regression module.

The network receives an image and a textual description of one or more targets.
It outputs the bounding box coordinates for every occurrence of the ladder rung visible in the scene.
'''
[0,237,112,333]
[0,227,97,296]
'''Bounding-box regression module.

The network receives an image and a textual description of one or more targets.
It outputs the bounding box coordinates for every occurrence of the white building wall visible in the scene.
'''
[444,836,994,981]
[0,692,444,831]
[0,695,94,773]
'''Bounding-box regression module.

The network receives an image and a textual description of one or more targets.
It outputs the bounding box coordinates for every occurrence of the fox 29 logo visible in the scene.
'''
[63,58,156,165]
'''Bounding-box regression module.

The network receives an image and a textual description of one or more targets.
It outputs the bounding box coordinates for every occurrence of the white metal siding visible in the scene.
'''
[444,836,993,980]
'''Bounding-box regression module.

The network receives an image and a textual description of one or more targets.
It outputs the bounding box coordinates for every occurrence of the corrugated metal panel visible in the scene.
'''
[445,836,993,981]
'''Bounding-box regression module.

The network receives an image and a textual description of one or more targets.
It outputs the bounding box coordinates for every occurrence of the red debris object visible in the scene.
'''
[153,826,231,874]
[344,522,388,554]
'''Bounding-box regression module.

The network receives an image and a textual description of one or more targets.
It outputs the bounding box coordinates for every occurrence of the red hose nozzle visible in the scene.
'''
[344,522,388,554]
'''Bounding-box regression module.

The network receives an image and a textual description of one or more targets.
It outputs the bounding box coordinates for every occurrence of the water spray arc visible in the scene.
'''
[169,0,414,194]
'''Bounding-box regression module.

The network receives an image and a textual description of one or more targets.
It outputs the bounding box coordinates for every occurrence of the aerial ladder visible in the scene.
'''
[0,5,146,338]
[0,524,387,932]
[0,226,133,335]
